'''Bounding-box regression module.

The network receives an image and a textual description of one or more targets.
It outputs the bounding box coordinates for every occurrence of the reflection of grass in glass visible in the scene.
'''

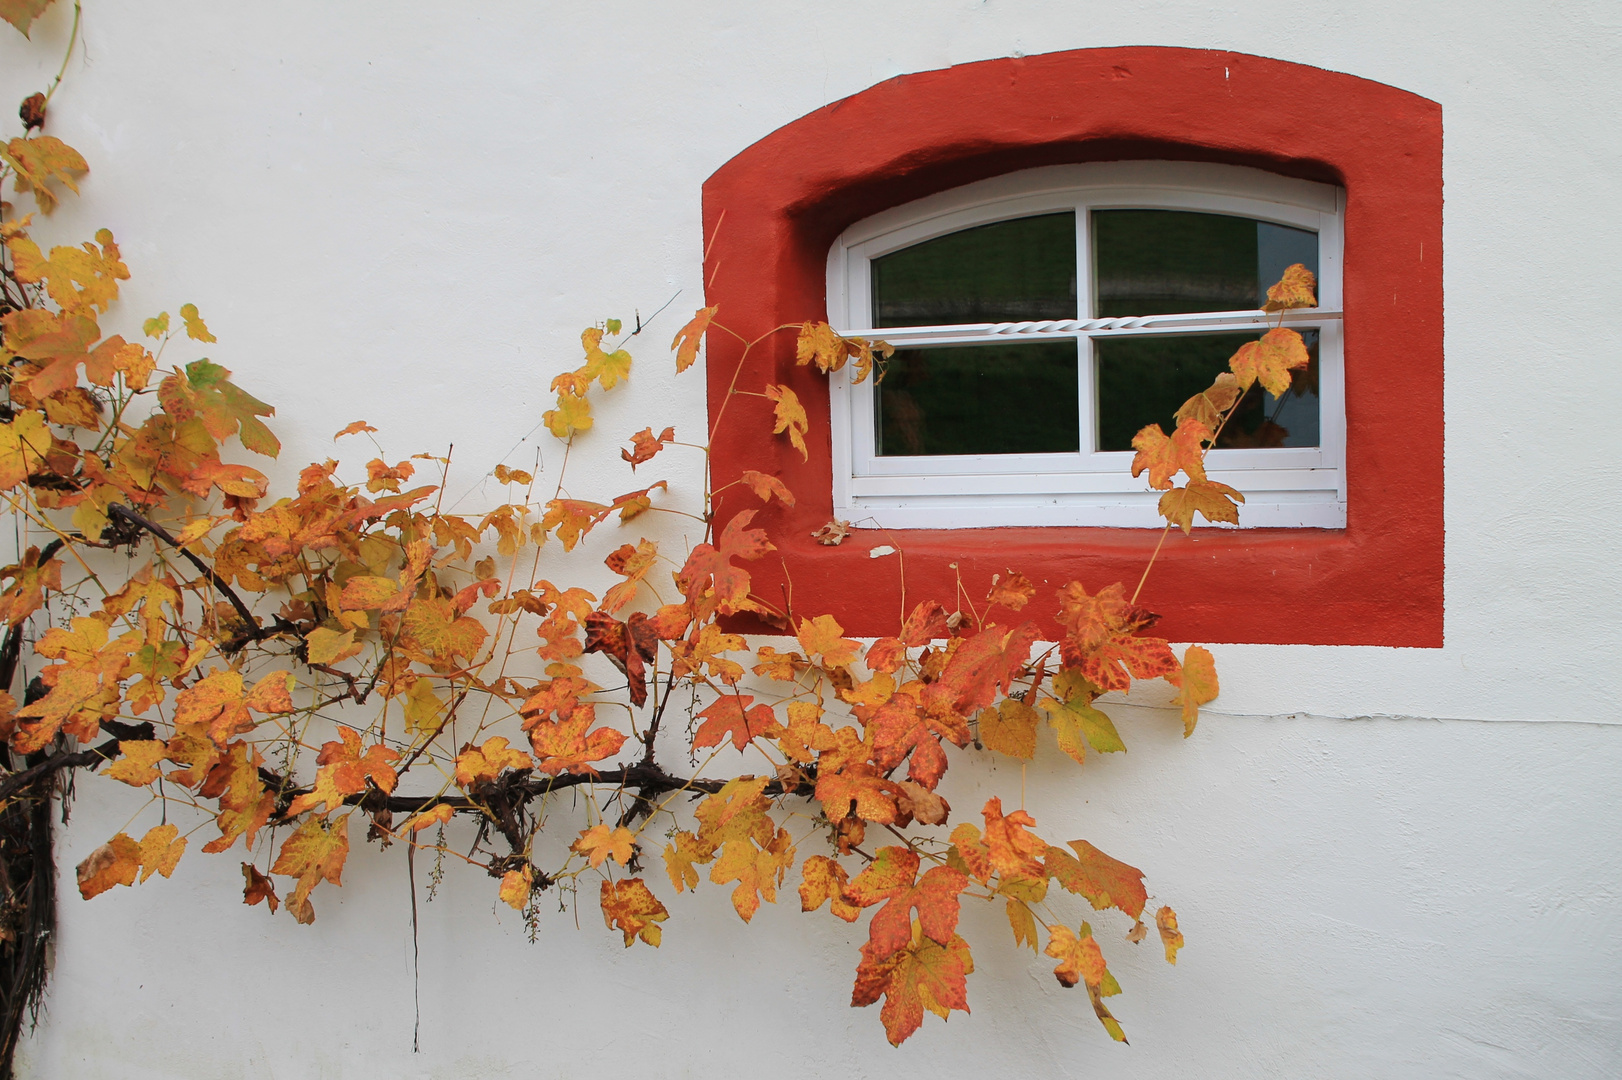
[878,341,1079,456]
[872,213,1077,328]
[1096,332,1319,452]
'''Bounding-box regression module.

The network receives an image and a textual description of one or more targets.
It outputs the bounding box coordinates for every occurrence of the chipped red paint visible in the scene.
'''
[701,46,1442,647]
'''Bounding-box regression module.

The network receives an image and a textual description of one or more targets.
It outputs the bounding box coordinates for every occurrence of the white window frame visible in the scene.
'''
[825,161,1345,530]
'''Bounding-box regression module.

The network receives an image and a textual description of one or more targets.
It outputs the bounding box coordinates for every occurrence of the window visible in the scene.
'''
[699,46,1442,646]
[826,162,1344,528]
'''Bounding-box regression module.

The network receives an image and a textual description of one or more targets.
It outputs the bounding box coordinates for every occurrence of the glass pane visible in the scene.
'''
[872,212,1076,328]
[1093,210,1318,316]
[878,340,1079,456]
[1095,331,1320,452]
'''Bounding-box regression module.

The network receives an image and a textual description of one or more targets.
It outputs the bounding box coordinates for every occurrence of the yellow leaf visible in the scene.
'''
[306,626,362,665]
[136,823,186,883]
[500,865,533,910]
[1263,263,1317,312]
[104,740,169,786]
[1230,327,1310,398]
[1157,479,1244,534]
[1,136,87,215]
[0,411,51,490]
[764,384,808,461]
[670,305,716,373]
[76,833,140,899]
[977,698,1037,761]
[1006,897,1039,951]
[600,878,668,947]
[178,303,216,343]
[1156,905,1184,964]
[1167,645,1218,736]
[270,816,349,925]
[543,392,593,438]
[571,823,636,868]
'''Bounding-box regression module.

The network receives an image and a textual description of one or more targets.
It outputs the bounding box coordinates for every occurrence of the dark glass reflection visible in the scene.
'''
[1093,210,1318,316]
[872,213,1076,328]
[877,340,1079,456]
[1095,331,1320,451]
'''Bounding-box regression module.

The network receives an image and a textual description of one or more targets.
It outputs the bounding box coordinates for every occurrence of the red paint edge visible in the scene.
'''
[700,47,1442,647]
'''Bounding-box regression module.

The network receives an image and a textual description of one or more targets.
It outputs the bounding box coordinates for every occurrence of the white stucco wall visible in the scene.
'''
[3,2,1619,1077]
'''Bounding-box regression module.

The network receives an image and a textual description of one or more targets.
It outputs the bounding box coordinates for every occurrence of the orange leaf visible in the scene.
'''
[799,855,861,922]
[739,468,794,507]
[1130,418,1210,490]
[1158,479,1244,533]
[1263,263,1318,312]
[1174,371,1244,430]
[76,833,140,899]
[846,845,968,958]
[1044,921,1127,1041]
[815,762,901,824]
[332,420,377,440]
[453,736,531,786]
[796,613,860,669]
[572,824,636,868]
[764,384,808,461]
[674,509,773,620]
[709,822,795,922]
[694,694,780,753]
[1166,645,1218,736]
[601,539,659,614]
[670,306,716,373]
[985,570,1035,611]
[270,816,349,924]
[136,823,185,883]
[1156,904,1184,964]
[1230,327,1311,398]
[527,703,626,775]
[851,923,974,1047]
[600,878,668,947]
[1046,839,1148,920]
[977,698,1037,761]
[500,865,534,910]
[242,862,280,913]
[621,425,675,469]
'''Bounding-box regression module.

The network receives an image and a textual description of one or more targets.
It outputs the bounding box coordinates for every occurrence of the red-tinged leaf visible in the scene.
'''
[453,736,531,786]
[851,924,974,1047]
[1167,645,1218,736]
[764,384,808,461]
[900,600,950,647]
[675,509,773,619]
[1264,263,1318,312]
[982,797,1046,882]
[601,539,659,614]
[739,468,795,507]
[858,683,968,789]
[610,480,667,523]
[527,703,626,775]
[693,694,780,752]
[815,762,901,824]
[1130,418,1210,490]
[1158,479,1244,534]
[332,420,377,440]
[581,609,658,707]
[621,425,675,469]
[270,816,349,924]
[865,636,907,674]
[924,621,1040,717]
[159,359,279,457]
[539,498,610,551]
[0,0,56,38]
[199,742,275,854]
[985,571,1035,612]
[1045,840,1148,919]
[1156,905,1184,964]
[847,846,969,957]
[242,862,280,913]
[600,878,668,947]
[1230,326,1311,397]
[671,305,717,372]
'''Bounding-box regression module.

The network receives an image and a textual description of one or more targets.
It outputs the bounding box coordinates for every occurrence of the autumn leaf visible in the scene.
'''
[178,303,215,342]
[977,698,1037,761]
[710,822,795,922]
[0,0,57,37]
[924,621,1040,717]
[572,824,636,868]
[811,518,851,546]
[1264,262,1317,311]
[764,384,809,461]
[500,865,534,910]
[600,878,668,947]
[137,823,185,883]
[159,359,278,456]
[0,411,52,490]
[287,727,400,817]
[894,780,950,827]
[1175,370,1244,431]
[675,509,773,619]
[694,694,780,752]
[270,816,349,924]
[453,736,531,786]
[332,420,377,440]
[1042,675,1126,757]
[859,682,966,789]
[104,740,169,786]
[1158,479,1244,533]
[76,833,140,899]
[242,862,280,912]
[621,425,675,469]
[1045,840,1148,920]
[1230,327,1311,398]
[1045,921,1127,1041]
[846,845,968,957]
[851,922,974,1046]
[796,614,861,669]
[581,609,658,707]
[1166,645,1218,736]
[403,594,488,660]
[544,392,593,438]
[1130,418,1210,490]
[800,855,861,921]
[739,468,794,507]
[581,326,631,390]
[815,761,901,824]
[1156,905,1184,963]
[670,305,716,372]
[1,135,87,215]
[528,703,627,775]
[0,545,61,626]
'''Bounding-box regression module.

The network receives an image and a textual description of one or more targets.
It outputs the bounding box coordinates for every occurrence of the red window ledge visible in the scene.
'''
[701,46,1442,647]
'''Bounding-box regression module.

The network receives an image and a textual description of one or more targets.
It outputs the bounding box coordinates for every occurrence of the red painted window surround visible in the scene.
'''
[700,46,1442,648]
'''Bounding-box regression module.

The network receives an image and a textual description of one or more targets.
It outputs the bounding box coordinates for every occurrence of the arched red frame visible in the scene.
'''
[701,46,1442,647]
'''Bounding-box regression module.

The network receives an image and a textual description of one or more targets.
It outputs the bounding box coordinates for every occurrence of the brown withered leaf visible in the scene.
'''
[581,610,658,707]
[242,862,279,913]
[811,518,851,546]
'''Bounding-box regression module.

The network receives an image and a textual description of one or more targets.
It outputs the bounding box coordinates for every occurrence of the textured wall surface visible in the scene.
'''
[2,2,1619,1077]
